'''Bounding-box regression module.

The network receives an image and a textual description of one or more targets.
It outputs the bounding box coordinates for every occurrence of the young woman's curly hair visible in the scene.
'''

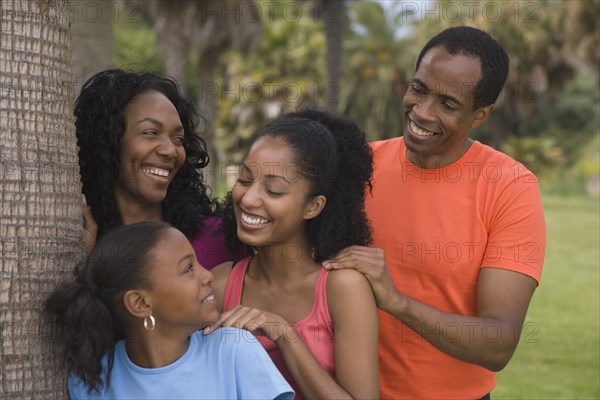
[220,109,373,262]
[75,69,215,238]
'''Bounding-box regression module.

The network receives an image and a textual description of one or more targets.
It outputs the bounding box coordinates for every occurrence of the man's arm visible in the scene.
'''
[323,247,537,371]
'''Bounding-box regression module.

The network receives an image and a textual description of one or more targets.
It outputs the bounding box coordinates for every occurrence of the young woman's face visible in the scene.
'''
[114,90,186,208]
[145,228,218,332]
[231,136,322,248]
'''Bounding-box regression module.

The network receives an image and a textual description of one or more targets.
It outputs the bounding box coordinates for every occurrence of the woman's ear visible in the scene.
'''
[304,195,326,220]
[123,289,152,318]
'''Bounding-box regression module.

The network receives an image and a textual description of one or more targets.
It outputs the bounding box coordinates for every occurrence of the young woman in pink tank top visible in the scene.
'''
[204,110,379,399]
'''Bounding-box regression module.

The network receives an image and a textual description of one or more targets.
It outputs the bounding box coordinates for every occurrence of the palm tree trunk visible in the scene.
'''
[321,0,347,113]
[71,0,115,89]
[197,47,224,194]
[151,1,189,94]
[1,0,83,397]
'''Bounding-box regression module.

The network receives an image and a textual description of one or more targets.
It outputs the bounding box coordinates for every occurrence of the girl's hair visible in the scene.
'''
[221,109,373,262]
[45,221,172,394]
[75,69,215,238]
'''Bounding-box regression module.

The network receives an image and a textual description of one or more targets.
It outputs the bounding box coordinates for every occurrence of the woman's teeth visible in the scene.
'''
[143,167,169,177]
[241,212,269,226]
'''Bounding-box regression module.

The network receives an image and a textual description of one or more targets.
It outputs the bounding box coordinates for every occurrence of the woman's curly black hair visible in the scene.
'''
[220,109,373,262]
[75,69,215,238]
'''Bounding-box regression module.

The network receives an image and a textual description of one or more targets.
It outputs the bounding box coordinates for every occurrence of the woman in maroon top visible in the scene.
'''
[76,69,244,268]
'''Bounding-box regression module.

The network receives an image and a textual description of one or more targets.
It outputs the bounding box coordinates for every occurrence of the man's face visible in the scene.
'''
[402,46,491,168]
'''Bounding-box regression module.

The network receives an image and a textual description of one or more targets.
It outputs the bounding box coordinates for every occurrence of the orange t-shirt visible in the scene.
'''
[367,138,545,399]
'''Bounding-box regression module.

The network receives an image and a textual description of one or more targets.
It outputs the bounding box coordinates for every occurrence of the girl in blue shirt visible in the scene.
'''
[46,221,293,399]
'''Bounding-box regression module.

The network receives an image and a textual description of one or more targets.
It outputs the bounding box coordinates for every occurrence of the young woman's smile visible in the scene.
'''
[232,137,318,248]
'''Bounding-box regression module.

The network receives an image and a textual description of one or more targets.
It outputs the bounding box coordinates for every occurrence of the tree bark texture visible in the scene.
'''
[1,0,83,397]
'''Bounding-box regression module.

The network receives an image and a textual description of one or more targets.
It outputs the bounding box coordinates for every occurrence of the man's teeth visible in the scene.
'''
[202,294,215,303]
[143,167,169,177]
[241,212,269,226]
[411,121,434,137]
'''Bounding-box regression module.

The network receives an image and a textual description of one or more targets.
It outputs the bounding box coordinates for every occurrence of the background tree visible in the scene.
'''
[70,0,115,89]
[341,1,414,140]
[213,0,326,179]
[562,0,600,69]
[0,0,83,397]
[307,0,348,113]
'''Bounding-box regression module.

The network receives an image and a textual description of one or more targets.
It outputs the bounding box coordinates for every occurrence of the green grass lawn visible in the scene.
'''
[495,194,600,399]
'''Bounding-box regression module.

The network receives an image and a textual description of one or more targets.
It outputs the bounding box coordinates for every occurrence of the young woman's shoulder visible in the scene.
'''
[326,268,370,291]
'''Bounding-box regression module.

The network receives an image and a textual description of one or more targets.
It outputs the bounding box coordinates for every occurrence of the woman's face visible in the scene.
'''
[231,136,324,248]
[114,90,186,208]
[144,227,218,333]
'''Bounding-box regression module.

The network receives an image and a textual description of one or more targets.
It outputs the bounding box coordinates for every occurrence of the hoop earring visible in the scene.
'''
[143,315,156,331]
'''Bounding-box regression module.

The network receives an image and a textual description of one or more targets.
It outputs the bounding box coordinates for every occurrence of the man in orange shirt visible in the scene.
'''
[324,26,546,399]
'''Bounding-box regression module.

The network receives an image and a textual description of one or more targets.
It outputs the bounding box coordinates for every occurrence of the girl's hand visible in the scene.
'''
[203,305,291,342]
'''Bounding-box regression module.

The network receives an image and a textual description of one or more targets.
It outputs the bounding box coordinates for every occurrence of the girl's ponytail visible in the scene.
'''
[45,221,172,394]
[45,263,115,394]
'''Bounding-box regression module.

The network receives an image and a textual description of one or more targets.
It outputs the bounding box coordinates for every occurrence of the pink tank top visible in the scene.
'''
[223,256,335,398]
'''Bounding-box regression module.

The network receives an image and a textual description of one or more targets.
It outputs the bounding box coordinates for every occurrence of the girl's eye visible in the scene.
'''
[172,136,184,145]
[236,177,252,186]
[185,264,194,273]
[143,130,159,136]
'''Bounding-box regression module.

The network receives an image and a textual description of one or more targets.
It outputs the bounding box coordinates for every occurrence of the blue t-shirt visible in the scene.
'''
[68,328,294,399]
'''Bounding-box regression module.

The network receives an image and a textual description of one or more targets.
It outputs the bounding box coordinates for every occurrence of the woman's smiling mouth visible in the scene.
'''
[240,212,269,227]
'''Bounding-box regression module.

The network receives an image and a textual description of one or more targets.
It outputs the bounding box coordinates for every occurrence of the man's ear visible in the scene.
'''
[470,104,494,129]
[123,289,152,318]
[303,195,326,220]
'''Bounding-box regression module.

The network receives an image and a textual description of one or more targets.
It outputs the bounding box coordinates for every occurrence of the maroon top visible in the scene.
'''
[189,217,248,269]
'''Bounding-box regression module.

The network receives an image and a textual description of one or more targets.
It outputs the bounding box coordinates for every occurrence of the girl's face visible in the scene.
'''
[144,228,218,332]
[114,90,186,208]
[231,136,324,248]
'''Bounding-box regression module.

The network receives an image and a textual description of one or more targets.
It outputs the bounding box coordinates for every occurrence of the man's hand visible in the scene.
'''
[323,245,400,312]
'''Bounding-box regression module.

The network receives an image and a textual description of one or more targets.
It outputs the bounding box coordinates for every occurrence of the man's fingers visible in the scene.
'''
[323,252,378,271]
